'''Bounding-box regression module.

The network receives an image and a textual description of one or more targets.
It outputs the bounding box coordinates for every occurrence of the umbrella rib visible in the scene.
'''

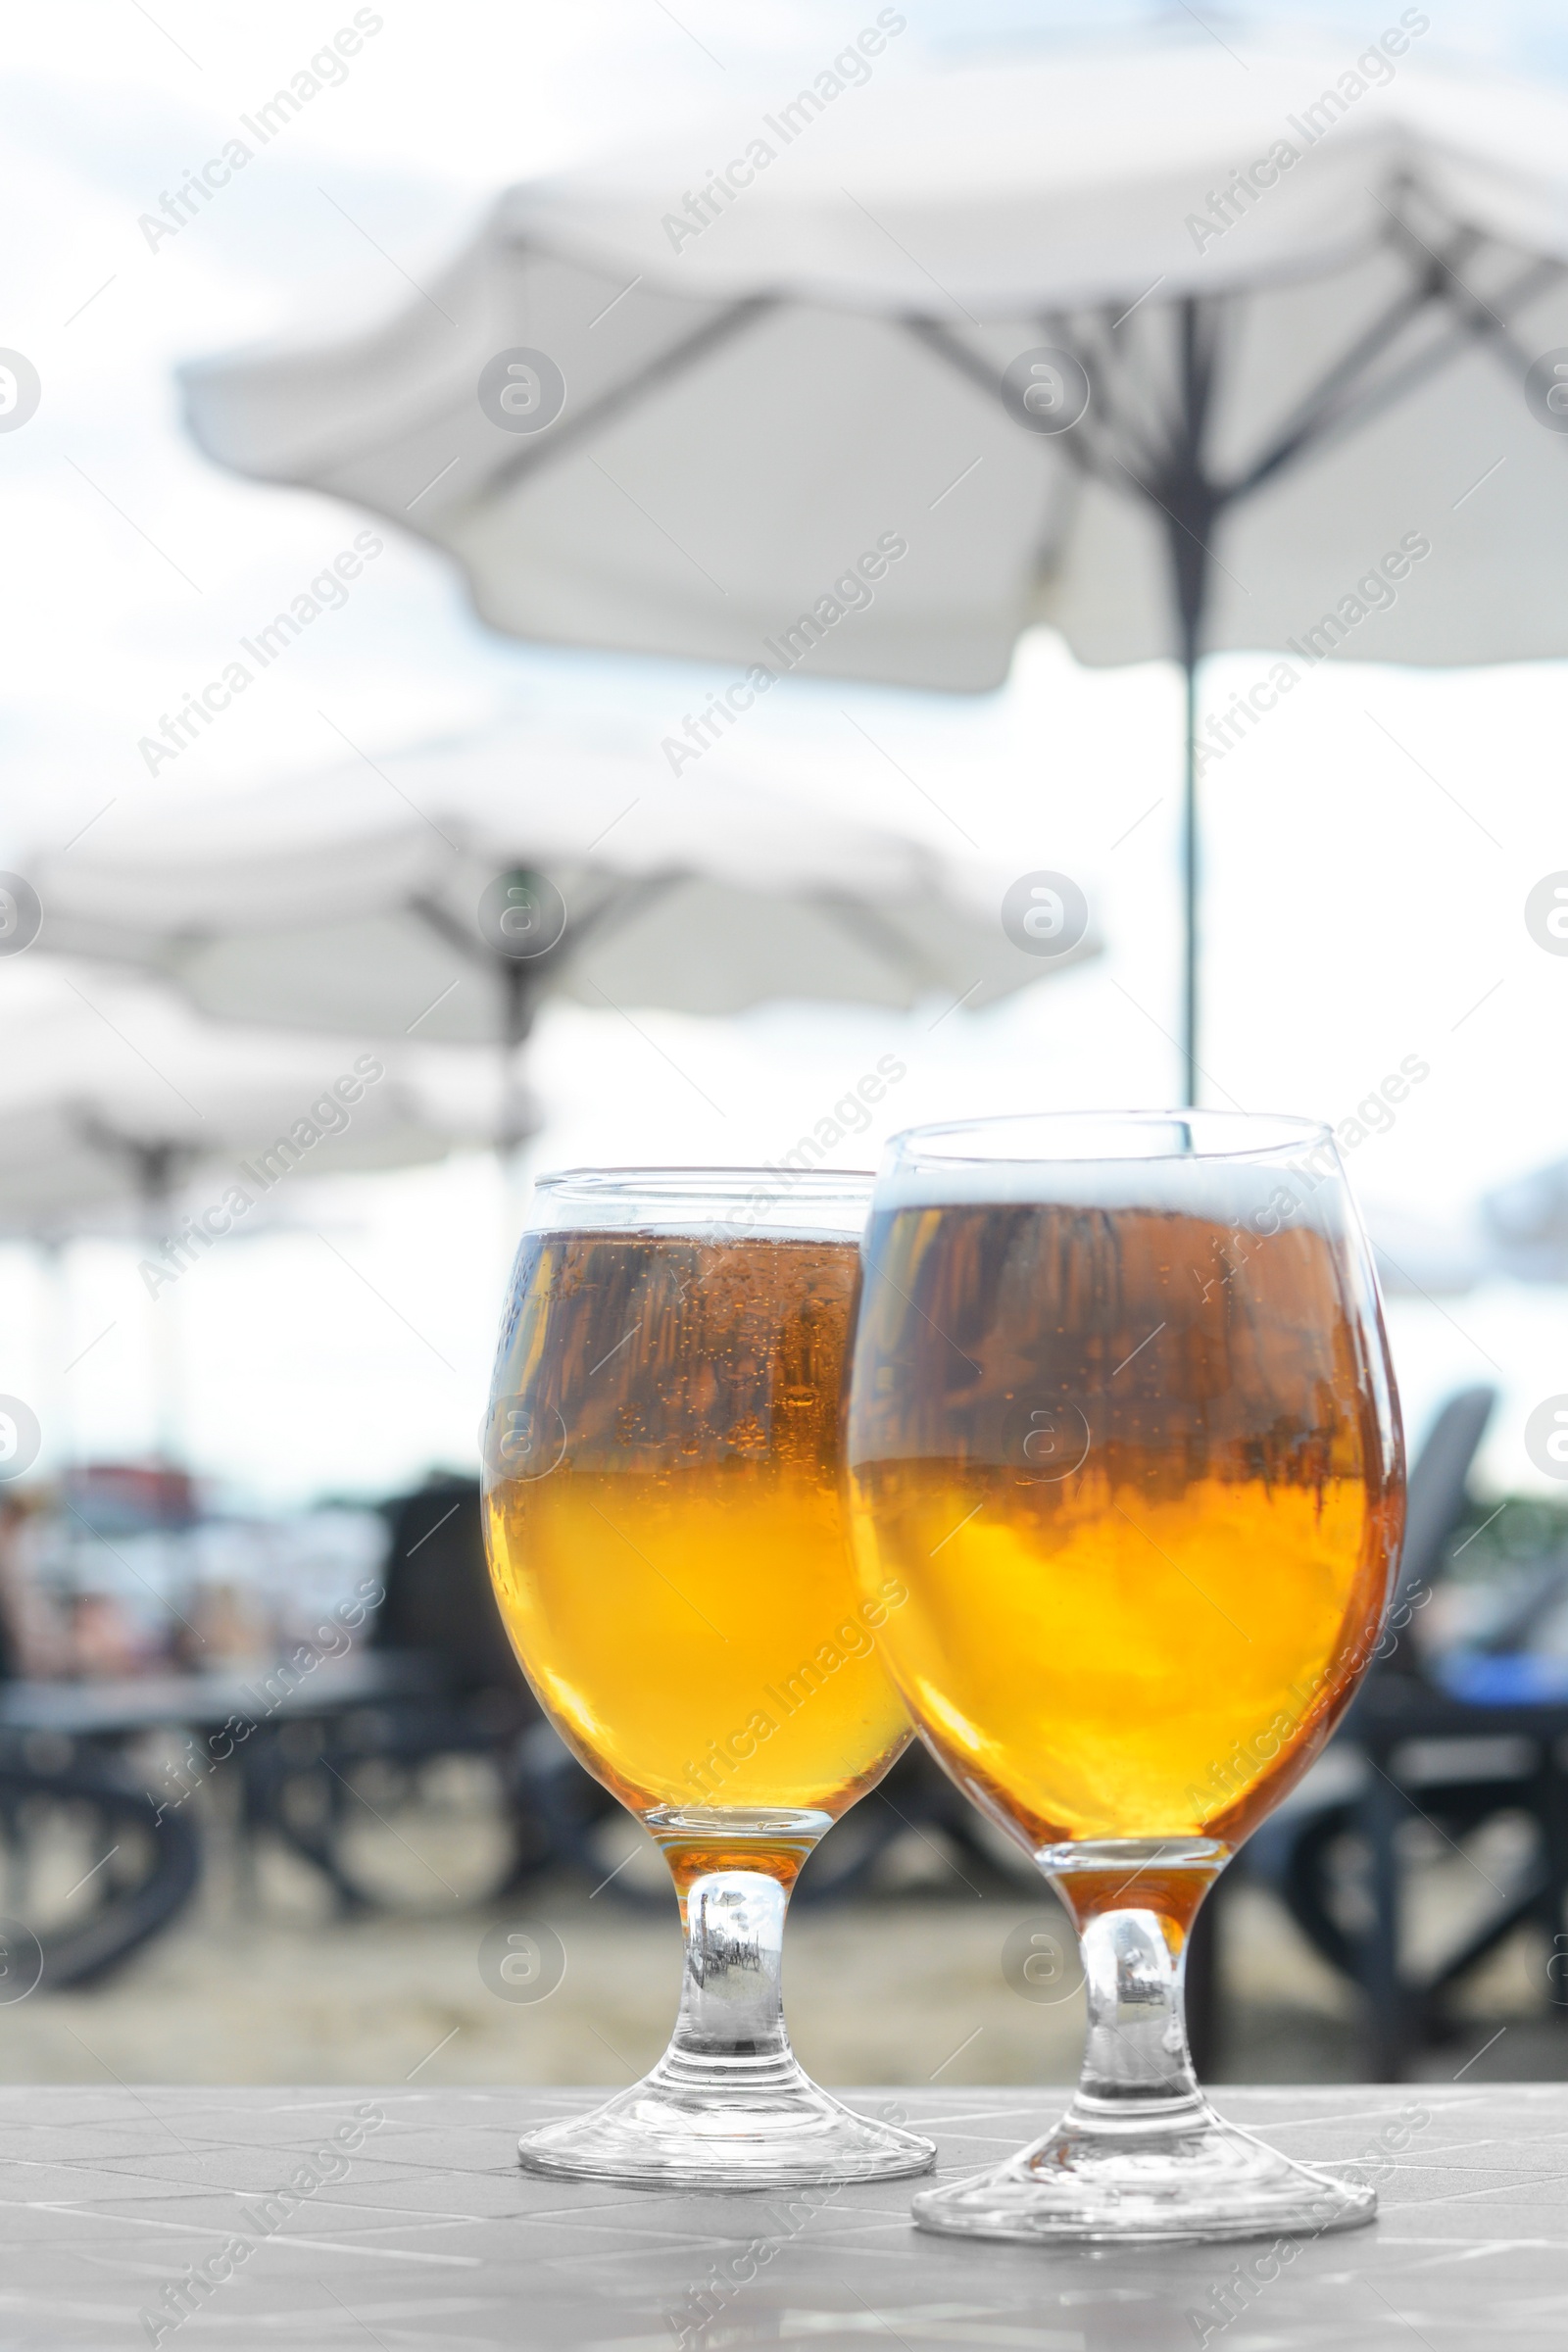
[898,314,997,399]
[72,1113,202,1200]
[1372,195,1518,340]
[1175,291,1222,473]
[1222,270,1440,498]
[1225,235,1564,502]
[205,281,779,512]
[411,869,685,1005]
[900,315,1135,493]
[1038,306,1184,494]
[460,290,779,509]
[914,222,1556,529]
[811,890,952,994]
[1405,242,1565,380]
[1066,307,1173,480]
[1243,254,1563,493]
[410,894,500,971]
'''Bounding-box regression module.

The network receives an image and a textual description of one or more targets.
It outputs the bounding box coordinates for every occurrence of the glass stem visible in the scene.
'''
[1044,1838,1226,2135]
[660,1867,798,2087]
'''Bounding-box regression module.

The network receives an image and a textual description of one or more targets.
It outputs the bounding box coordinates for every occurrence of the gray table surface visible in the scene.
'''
[1,2082,1561,2350]
[0,1652,437,1739]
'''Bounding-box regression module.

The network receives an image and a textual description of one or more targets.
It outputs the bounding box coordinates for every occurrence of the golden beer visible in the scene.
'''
[846,1199,1401,1849]
[485,1228,909,1829]
[486,1170,935,2191]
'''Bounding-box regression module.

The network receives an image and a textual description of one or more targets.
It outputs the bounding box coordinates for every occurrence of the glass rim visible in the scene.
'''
[529,1165,877,1210]
[889,1110,1335,1165]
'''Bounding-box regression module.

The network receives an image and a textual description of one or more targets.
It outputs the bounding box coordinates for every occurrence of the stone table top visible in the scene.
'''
[1,2082,1563,2349]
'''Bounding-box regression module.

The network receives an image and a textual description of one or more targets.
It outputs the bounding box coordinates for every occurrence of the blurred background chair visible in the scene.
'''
[1222,1386,1568,2078]
[0,1490,202,1987]
[0,1738,201,1991]
[238,1474,553,1912]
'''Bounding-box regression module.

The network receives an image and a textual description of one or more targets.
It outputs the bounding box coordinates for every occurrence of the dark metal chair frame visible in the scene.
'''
[1203,1385,1568,2080]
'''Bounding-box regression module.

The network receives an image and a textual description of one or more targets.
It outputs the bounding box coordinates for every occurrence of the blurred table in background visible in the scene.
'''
[0,1649,439,1740]
[2,2083,1564,2348]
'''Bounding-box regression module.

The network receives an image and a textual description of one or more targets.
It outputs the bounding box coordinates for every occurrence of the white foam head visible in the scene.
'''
[875,1111,1351,1238]
[524,1165,875,1243]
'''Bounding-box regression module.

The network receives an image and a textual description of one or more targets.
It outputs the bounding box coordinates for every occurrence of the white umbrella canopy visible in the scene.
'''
[0,958,494,1237]
[177,25,1568,1095]
[30,722,1082,1047]
[0,959,504,1472]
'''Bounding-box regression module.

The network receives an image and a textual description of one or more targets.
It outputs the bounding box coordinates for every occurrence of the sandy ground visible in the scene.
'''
[4,1817,1566,2093]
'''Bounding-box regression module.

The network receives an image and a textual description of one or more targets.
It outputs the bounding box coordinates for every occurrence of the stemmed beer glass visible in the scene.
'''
[483,1167,934,2186]
[844,1112,1404,2241]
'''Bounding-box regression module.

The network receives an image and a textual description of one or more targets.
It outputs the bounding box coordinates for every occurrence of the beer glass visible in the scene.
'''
[845,1112,1403,2241]
[483,1167,934,2186]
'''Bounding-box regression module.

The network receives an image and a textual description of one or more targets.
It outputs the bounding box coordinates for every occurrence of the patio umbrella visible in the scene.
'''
[176,25,1568,1100]
[0,957,496,1464]
[0,960,489,1234]
[30,720,1082,1097]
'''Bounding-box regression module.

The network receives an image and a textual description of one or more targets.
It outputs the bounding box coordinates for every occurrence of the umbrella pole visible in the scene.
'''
[1166,560,1205,1109]
[40,1237,74,1480]
[1181,639,1200,1110]
[1166,294,1220,1111]
[137,1152,184,1474]
[496,960,538,1251]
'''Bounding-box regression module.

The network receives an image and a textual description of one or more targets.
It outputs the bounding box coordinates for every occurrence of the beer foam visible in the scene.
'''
[537,1217,867,1246]
[526,1165,875,1246]
[875,1143,1351,1240]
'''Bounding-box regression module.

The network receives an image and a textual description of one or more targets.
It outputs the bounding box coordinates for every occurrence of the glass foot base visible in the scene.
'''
[519,2057,936,2189]
[912,2096,1376,2244]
